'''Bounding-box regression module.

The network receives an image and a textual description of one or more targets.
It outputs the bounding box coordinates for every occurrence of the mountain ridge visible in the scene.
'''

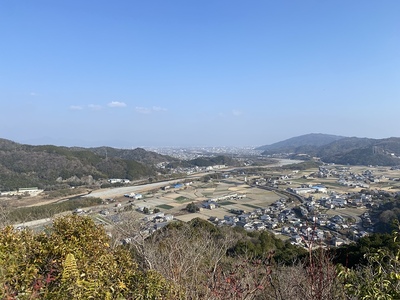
[258,134,400,166]
[256,133,346,152]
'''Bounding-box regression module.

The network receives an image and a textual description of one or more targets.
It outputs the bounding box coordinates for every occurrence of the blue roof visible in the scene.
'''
[312,185,325,189]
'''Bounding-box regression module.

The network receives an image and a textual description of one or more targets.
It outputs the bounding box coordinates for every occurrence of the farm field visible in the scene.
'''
[127,179,284,222]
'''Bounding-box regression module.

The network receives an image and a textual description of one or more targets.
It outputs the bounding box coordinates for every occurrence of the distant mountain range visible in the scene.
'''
[257,133,400,166]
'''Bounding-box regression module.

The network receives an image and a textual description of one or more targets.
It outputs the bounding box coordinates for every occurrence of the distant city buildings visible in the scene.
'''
[144,146,263,160]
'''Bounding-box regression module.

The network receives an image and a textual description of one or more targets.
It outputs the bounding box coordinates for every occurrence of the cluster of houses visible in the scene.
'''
[207,165,400,248]
[308,166,390,188]
[202,193,246,210]
[210,198,291,229]
[208,195,368,248]
[310,166,342,178]
[142,212,174,231]
[120,212,174,245]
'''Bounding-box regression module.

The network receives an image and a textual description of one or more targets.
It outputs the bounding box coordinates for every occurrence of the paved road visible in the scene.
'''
[83,179,183,199]
[14,218,52,229]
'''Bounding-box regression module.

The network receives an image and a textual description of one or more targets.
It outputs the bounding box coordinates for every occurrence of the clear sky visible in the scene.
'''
[1,1,399,148]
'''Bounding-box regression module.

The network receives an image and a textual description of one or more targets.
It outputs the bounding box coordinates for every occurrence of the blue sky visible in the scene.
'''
[1,1,399,148]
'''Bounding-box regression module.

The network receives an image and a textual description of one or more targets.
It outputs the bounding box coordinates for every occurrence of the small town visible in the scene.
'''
[64,162,399,252]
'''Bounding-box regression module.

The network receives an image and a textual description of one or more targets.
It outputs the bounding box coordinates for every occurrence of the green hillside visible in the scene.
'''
[0,139,156,191]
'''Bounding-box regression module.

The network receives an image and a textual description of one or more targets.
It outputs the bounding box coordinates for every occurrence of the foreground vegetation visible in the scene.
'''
[1,215,400,299]
[0,215,180,299]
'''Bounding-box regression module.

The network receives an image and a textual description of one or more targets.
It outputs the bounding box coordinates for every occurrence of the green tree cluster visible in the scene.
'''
[0,215,180,299]
[185,202,199,213]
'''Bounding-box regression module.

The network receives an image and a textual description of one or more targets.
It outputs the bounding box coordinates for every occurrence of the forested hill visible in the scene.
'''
[165,155,242,169]
[0,138,162,191]
[256,133,346,152]
[258,134,400,166]
[317,137,400,166]
[84,146,177,165]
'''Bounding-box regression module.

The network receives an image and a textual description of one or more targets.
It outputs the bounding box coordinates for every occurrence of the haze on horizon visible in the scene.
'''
[1,1,399,148]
